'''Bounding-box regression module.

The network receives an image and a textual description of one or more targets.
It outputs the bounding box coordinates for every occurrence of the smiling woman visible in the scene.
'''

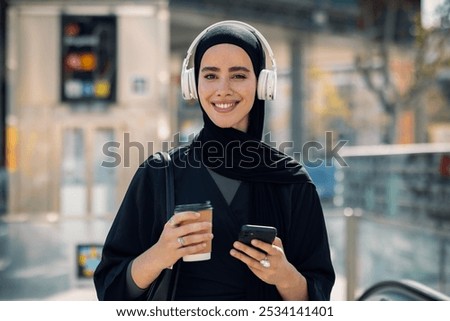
[94,20,335,301]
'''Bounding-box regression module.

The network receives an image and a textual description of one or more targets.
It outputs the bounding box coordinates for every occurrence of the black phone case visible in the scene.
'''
[238,224,277,245]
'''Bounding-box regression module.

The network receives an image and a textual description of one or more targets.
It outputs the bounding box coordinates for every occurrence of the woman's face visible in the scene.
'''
[198,43,257,132]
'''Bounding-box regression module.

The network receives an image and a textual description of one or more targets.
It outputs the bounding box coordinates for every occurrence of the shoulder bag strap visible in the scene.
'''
[159,151,175,219]
[150,151,180,300]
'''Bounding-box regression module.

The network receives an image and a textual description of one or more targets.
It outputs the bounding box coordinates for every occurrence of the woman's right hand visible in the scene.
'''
[153,211,214,269]
[130,211,213,289]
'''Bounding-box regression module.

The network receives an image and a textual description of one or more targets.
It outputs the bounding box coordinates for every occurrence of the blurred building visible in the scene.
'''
[4,0,170,217]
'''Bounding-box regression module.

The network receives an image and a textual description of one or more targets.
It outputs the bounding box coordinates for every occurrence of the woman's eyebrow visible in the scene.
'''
[229,66,250,73]
[201,66,220,73]
[200,66,251,73]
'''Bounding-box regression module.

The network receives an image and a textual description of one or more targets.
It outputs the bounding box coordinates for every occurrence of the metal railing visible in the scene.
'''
[358,279,450,301]
[324,206,450,300]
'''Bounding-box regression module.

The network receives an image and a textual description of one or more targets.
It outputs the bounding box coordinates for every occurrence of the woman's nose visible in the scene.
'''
[215,78,233,96]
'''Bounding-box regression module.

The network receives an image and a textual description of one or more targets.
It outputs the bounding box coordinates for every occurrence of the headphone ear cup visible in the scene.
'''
[257,69,277,100]
[187,68,198,100]
[181,67,197,100]
[181,67,190,100]
[265,69,277,100]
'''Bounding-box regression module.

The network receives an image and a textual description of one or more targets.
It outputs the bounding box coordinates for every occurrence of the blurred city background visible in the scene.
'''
[0,0,449,301]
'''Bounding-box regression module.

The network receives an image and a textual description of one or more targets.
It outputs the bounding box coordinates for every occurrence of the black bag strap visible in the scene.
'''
[146,151,179,301]
[159,151,175,220]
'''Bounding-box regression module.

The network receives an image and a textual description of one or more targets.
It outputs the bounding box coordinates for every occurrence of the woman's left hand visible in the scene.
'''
[230,237,294,287]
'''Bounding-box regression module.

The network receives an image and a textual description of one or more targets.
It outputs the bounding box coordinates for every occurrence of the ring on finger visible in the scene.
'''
[177,237,185,247]
[260,256,270,268]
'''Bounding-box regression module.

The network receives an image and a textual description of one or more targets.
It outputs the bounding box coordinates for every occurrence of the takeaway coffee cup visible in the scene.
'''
[174,201,213,262]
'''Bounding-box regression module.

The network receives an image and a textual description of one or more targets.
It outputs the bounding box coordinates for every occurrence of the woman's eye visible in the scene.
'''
[204,74,217,80]
[232,74,247,80]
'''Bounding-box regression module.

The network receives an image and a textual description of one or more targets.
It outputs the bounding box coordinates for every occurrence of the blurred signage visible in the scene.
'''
[61,15,116,103]
[77,244,103,278]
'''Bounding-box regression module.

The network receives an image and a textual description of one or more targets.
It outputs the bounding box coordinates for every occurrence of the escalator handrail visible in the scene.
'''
[357,279,450,301]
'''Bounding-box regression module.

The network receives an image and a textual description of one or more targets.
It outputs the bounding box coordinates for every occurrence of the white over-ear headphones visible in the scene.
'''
[181,20,277,101]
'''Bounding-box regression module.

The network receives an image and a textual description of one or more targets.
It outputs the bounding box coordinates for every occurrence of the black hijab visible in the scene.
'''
[191,23,310,226]
[189,22,311,300]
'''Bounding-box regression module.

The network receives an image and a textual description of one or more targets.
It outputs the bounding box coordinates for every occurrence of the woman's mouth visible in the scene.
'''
[213,102,238,113]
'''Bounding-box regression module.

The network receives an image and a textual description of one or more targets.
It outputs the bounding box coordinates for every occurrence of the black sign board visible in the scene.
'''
[61,15,117,103]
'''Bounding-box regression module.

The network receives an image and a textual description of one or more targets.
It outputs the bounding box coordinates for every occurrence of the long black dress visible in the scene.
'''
[94,146,335,300]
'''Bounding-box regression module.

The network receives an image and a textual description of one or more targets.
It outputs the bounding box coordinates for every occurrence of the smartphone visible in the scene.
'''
[238,224,277,246]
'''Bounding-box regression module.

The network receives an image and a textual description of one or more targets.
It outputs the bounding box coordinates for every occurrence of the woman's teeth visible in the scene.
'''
[215,103,234,109]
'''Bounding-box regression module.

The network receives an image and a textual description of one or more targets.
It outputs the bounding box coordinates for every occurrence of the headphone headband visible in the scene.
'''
[181,20,277,100]
[182,20,277,73]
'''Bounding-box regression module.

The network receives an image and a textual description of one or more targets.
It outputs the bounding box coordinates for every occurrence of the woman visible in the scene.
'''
[94,21,335,300]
